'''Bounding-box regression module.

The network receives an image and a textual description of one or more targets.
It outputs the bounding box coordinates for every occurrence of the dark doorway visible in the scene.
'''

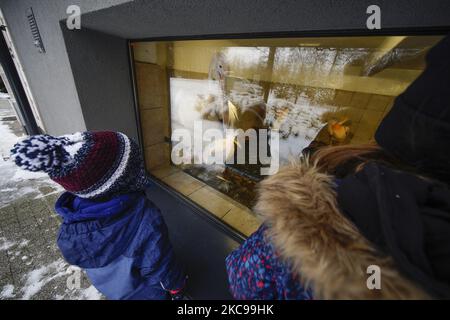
[0,27,39,135]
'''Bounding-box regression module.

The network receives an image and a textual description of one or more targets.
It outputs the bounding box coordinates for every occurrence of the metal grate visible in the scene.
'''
[26,7,45,53]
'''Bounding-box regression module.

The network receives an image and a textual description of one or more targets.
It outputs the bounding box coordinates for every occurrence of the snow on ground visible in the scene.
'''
[171,77,224,132]
[266,93,332,163]
[0,100,101,300]
[170,78,227,166]
[20,258,68,300]
[0,237,17,251]
[0,101,63,208]
[0,231,103,300]
[229,80,265,112]
[0,244,103,300]
[0,284,14,298]
[17,259,101,300]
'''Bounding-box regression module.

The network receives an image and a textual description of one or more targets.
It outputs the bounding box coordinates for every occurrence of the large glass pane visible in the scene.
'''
[131,35,443,211]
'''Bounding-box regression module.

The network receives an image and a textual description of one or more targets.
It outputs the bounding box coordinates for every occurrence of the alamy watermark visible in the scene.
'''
[366,4,381,30]
[66,265,82,290]
[67,4,381,31]
[366,265,381,290]
[171,121,280,176]
[66,5,81,30]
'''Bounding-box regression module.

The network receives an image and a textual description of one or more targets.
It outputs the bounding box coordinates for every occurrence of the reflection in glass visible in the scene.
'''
[132,36,443,209]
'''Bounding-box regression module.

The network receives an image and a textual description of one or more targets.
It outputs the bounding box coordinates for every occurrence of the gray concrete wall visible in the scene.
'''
[0,0,132,135]
[79,0,450,39]
[62,26,138,140]
[1,0,449,140]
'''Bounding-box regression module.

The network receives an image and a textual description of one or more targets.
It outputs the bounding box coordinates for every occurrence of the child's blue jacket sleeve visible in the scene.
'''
[55,192,185,299]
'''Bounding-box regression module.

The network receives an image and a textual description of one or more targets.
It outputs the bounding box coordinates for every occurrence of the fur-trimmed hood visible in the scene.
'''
[254,161,429,299]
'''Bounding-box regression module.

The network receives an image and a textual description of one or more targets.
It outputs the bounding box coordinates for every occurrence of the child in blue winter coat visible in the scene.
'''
[11,131,186,300]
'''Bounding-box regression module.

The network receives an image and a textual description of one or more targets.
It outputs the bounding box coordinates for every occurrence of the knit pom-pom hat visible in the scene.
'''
[10,131,151,199]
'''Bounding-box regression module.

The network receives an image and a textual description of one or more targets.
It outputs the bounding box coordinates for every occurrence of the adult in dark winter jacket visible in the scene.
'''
[11,131,186,300]
[226,35,450,299]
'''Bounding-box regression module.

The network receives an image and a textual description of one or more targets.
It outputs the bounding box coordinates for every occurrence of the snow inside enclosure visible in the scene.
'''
[170,77,329,165]
[133,35,442,211]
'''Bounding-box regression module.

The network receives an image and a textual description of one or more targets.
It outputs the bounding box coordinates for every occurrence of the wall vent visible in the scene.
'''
[26,7,45,53]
